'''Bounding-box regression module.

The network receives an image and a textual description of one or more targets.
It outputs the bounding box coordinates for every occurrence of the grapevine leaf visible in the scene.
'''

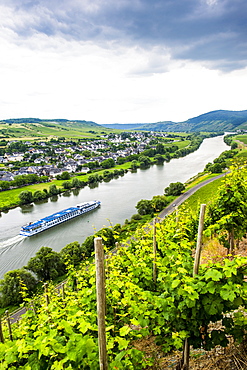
[204,269,222,281]
[220,287,236,302]
[206,281,216,294]
[171,279,180,288]
[117,337,129,350]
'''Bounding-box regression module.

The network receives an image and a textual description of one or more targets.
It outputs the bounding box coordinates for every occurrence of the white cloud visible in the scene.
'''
[0,0,247,124]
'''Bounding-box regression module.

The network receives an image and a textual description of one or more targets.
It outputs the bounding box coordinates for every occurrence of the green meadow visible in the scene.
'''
[184,177,224,211]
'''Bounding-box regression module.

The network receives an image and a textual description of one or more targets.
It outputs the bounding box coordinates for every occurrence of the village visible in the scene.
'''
[0,131,174,184]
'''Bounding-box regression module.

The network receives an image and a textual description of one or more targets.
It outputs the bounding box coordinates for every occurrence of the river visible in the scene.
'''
[0,135,228,278]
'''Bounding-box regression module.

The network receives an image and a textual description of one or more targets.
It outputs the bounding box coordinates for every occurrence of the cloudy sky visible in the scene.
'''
[0,0,247,124]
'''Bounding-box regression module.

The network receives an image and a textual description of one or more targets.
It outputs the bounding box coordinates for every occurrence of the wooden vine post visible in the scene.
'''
[5,310,13,341]
[94,237,108,370]
[0,317,4,343]
[61,282,65,300]
[44,283,50,307]
[193,204,207,276]
[153,218,157,284]
[182,204,206,370]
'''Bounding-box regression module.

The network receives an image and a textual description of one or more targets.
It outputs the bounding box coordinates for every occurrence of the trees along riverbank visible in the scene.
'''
[1,164,247,369]
[0,132,219,212]
[0,145,239,312]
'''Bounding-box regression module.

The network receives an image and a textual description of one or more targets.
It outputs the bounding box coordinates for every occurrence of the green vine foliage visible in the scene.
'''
[1,184,247,368]
[206,164,247,252]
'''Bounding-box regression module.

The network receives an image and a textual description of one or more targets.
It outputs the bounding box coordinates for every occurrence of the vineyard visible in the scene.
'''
[1,165,247,369]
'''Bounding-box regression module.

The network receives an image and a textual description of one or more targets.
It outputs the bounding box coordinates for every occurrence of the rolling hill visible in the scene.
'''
[102,110,247,132]
[0,118,106,139]
[1,110,247,137]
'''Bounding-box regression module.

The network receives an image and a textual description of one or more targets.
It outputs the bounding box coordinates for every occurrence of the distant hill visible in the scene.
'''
[2,110,247,134]
[184,110,247,132]
[0,118,105,139]
[1,118,100,128]
[101,110,247,132]
[102,123,145,130]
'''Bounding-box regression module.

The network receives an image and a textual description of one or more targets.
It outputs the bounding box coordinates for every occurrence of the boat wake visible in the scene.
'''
[0,235,26,249]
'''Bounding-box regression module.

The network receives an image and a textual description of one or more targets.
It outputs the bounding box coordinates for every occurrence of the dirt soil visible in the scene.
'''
[134,336,247,369]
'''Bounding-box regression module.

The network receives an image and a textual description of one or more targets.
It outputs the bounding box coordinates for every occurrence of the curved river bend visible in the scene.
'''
[0,135,228,277]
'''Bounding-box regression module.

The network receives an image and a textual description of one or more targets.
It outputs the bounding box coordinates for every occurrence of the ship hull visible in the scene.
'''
[20,200,101,237]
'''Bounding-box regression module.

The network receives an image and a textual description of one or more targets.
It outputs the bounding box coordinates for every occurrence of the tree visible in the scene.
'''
[130,160,138,170]
[138,155,151,167]
[210,163,223,173]
[101,158,115,169]
[156,143,165,154]
[231,142,238,150]
[154,154,165,164]
[0,181,11,190]
[25,174,39,184]
[103,170,114,181]
[60,171,71,180]
[71,177,81,188]
[62,180,72,189]
[87,161,99,170]
[19,190,33,204]
[151,195,168,212]
[164,182,185,196]
[88,174,98,183]
[81,235,95,258]
[0,269,37,307]
[26,247,65,281]
[117,157,125,165]
[33,190,47,201]
[136,199,153,215]
[142,148,155,157]
[131,214,142,221]
[14,175,26,187]
[49,184,59,195]
[60,241,83,268]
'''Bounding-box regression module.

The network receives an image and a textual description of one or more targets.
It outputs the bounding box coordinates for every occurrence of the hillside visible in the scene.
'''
[1,109,247,136]
[0,118,107,139]
[185,109,247,131]
[1,118,100,127]
[102,110,247,132]
[101,123,145,130]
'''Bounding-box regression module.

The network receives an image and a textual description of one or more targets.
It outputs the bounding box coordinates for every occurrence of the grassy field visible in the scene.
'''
[0,183,57,208]
[236,149,247,158]
[164,139,190,149]
[0,121,115,140]
[0,162,134,209]
[235,134,247,145]
[184,177,224,211]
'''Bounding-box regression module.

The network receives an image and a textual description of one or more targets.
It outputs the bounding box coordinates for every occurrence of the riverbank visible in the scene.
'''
[0,133,221,212]
[0,138,232,314]
[0,135,229,280]
[0,169,230,316]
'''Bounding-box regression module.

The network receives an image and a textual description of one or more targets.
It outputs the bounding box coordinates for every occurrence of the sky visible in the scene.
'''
[0,0,247,125]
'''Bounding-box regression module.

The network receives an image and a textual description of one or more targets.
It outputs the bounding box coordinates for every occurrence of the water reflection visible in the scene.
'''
[20,204,34,213]
[34,199,48,205]
[72,189,80,196]
[50,195,58,202]
[62,191,71,197]
[89,182,100,189]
